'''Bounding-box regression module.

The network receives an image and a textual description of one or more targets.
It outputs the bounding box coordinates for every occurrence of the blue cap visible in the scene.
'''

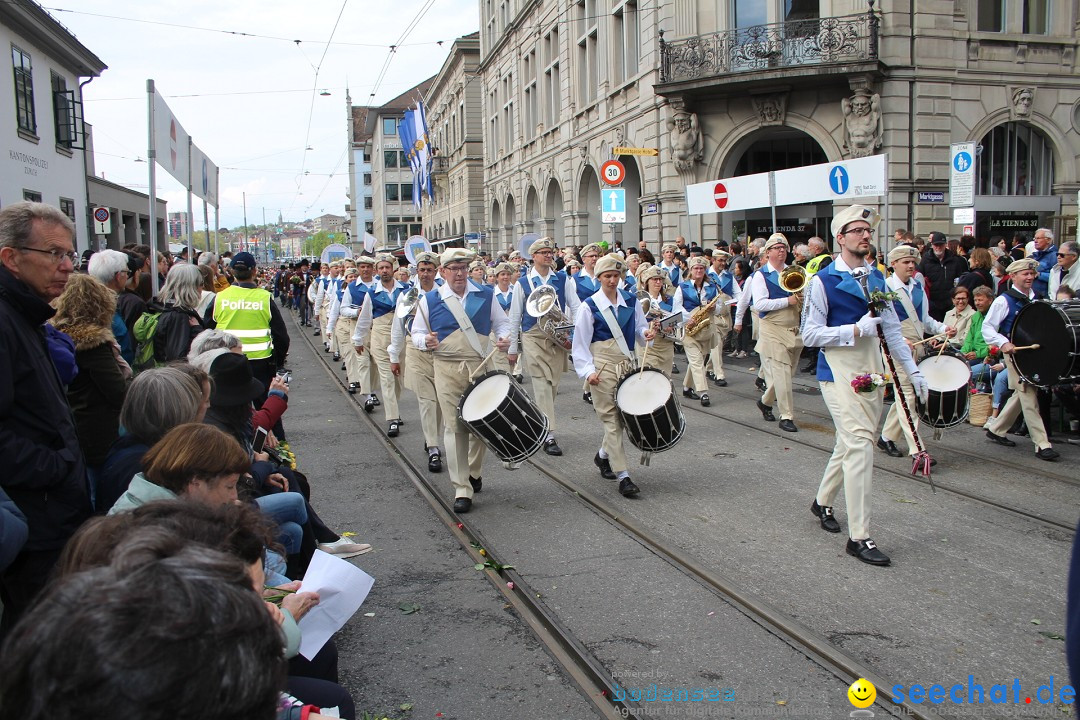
[232,251,257,270]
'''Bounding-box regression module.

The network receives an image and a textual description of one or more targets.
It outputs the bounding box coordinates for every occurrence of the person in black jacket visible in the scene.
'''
[0,201,92,635]
[154,263,207,363]
[917,231,969,321]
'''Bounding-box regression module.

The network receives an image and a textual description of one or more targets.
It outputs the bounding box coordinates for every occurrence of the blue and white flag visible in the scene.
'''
[398,111,421,210]
[413,100,433,203]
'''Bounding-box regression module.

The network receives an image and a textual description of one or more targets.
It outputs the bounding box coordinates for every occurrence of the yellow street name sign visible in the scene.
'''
[613,147,659,157]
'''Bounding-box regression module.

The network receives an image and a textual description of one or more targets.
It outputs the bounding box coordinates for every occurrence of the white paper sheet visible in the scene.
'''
[296,550,375,660]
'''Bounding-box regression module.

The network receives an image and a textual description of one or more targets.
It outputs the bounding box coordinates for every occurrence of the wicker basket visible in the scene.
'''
[968,392,992,426]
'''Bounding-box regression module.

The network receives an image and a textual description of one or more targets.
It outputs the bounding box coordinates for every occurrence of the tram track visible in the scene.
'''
[292,316,944,720]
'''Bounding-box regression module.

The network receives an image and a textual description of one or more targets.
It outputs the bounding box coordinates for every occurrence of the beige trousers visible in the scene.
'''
[757,308,803,421]
[681,327,714,393]
[590,340,633,474]
[637,337,675,379]
[986,353,1051,450]
[433,331,487,499]
[405,342,442,449]
[369,314,402,420]
[334,316,361,385]
[880,364,921,455]
[521,328,567,437]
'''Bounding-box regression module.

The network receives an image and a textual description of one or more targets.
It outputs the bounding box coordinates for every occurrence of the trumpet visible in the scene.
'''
[524,285,574,347]
[779,265,808,294]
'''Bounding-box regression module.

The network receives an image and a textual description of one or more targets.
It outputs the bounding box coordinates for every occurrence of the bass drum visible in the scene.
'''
[458,371,549,463]
[1011,300,1080,388]
[615,369,686,453]
[914,347,971,429]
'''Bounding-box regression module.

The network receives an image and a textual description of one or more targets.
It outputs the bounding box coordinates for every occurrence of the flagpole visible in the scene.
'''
[147,79,160,298]
[213,168,220,255]
[186,136,195,260]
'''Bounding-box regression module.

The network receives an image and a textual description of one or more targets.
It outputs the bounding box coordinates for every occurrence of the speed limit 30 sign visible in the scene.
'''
[601,159,625,186]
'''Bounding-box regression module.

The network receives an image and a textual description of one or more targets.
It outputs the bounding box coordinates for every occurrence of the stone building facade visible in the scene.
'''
[476,0,1079,253]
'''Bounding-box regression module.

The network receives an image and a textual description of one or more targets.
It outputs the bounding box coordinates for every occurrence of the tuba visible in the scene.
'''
[524,285,575,347]
[779,265,808,294]
[395,286,420,332]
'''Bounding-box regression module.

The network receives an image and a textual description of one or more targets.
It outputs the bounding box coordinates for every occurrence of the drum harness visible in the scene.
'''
[852,268,936,491]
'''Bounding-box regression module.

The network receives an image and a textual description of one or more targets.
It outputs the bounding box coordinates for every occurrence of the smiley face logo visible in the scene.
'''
[848,678,876,709]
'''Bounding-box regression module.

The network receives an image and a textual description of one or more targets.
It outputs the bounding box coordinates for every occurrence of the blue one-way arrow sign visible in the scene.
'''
[602,188,626,224]
[829,165,850,195]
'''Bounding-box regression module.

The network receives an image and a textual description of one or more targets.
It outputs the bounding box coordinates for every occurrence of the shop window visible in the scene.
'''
[977,122,1055,196]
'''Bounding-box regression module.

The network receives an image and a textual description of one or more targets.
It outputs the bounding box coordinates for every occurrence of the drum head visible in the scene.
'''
[918,353,969,391]
[460,373,511,422]
[616,369,671,414]
[1012,302,1070,386]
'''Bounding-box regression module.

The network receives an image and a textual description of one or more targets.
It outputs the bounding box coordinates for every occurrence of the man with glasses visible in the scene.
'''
[0,202,91,634]
[1031,228,1057,298]
[507,237,581,456]
[1049,240,1080,299]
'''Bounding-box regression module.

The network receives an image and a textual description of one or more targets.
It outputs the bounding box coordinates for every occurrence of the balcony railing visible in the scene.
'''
[430,155,449,175]
[660,9,879,84]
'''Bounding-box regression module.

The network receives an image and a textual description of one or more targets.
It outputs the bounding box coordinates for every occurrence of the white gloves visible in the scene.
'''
[855,312,882,338]
[909,370,929,405]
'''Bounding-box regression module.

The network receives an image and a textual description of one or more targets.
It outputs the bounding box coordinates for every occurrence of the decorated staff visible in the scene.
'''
[410,248,512,513]
[571,255,655,497]
[802,205,927,566]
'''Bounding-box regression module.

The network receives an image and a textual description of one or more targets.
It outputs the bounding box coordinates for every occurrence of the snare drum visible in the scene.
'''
[915,348,971,429]
[458,371,549,463]
[1011,300,1080,388]
[615,369,686,453]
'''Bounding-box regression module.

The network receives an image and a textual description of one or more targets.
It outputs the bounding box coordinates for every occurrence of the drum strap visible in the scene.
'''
[896,284,924,338]
[1004,288,1031,307]
[443,293,485,356]
[599,305,635,362]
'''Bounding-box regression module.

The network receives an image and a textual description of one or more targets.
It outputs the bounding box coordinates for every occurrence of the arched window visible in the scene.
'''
[977,122,1055,196]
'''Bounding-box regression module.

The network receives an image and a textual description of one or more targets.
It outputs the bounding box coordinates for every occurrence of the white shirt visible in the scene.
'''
[750,261,793,314]
[507,267,581,355]
[410,282,511,351]
[326,280,368,335]
[733,271,756,326]
[885,274,948,337]
[571,290,649,379]
[800,256,919,378]
[1049,261,1080,298]
[672,281,726,323]
[388,282,436,363]
[982,286,1035,348]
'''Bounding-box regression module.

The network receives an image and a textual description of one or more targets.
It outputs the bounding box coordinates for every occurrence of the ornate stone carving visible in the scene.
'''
[1010,86,1034,119]
[667,110,704,171]
[841,89,882,158]
[752,94,786,126]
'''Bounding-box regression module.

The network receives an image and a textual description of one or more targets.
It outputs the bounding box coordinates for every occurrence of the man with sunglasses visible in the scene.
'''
[0,202,91,635]
[1049,241,1080,299]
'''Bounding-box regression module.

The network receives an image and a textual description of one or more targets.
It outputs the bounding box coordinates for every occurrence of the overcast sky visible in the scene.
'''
[54,0,479,229]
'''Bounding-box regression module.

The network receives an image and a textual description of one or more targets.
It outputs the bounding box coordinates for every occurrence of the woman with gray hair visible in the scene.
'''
[188,328,242,360]
[151,263,207,364]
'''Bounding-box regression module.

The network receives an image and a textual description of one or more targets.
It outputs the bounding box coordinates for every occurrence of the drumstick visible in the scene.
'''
[911,332,949,347]
[1010,344,1041,351]
[469,347,501,380]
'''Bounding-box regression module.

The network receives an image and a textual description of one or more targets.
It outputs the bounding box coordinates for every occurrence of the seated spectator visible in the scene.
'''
[49,273,132,499]
[96,366,209,512]
[961,286,1008,426]
[943,286,976,349]
[0,542,285,720]
[152,263,207,364]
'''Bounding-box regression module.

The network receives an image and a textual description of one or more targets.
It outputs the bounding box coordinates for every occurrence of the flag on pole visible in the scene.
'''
[413,100,433,202]
[398,111,421,210]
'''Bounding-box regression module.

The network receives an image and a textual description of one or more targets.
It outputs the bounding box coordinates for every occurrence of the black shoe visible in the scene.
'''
[683,387,700,400]
[333,353,341,362]
[1036,447,1060,461]
[700,393,711,407]
[453,497,472,513]
[341,362,346,370]
[778,419,798,432]
[364,396,376,413]
[372,394,381,407]
[469,475,482,492]
[543,438,563,456]
[387,419,401,437]
[618,477,640,497]
[428,448,442,473]
[876,438,903,457]
[671,363,680,375]
[756,399,775,422]
[706,371,717,381]
[985,429,1016,447]
[811,500,841,533]
[755,377,767,392]
[314,329,321,336]
[594,452,616,479]
[324,343,330,353]
[713,377,727,387]
[846,538,891,566]
[348,382,359,395]
[583,392,593,405]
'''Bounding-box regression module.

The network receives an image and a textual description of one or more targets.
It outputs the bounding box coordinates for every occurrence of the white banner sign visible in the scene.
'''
[151,89,190,187]
[772,154,887,206]
[949,142,976,208]
[190,142,219,207]
[686,171,771,215]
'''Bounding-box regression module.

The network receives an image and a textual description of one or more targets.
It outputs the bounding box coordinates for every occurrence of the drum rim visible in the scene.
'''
[1011,300,1080,387]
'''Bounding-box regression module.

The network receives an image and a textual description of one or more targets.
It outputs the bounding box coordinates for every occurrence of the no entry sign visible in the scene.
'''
[713,182,728,209]
[685,171,770,215]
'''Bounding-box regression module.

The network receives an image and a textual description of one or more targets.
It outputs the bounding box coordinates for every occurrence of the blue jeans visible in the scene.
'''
[971,362,1009,409]
[254,492,308,555]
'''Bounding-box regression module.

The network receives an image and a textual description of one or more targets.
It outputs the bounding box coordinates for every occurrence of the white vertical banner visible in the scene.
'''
[151,88,191,187]
[190,142,220,208]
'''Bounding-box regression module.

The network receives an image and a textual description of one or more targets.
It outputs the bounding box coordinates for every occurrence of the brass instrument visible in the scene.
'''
[524,285,574,346]
[641,292,683,340]
[779,265,809,294]
[685,289,721,338]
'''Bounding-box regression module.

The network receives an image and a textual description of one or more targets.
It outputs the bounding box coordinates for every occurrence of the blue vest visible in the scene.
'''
[624,273,637,288]
[518,271,568,333]
[574,273,601,302]
[999,291,1030,337]
[585,290,638,351]
[345,281,367,308]
[758,268,793,318]
[661,263,680,286]
[495,289,513,313]
[815,263,886,383]
[651,294,674,314]
[679,280,718,311]
[370,282,405,319]
[709,269,734,297]
[891,281,925,324]
[426,287,495,342]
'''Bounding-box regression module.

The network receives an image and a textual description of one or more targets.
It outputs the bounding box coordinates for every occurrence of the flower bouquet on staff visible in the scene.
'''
[867,290,899,313]
[851,372,890,394]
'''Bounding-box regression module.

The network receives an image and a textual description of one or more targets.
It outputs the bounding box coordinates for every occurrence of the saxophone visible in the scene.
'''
[685,288,721,338]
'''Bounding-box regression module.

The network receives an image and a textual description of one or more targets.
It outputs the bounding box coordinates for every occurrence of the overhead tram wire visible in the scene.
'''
[367,0,438,102]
